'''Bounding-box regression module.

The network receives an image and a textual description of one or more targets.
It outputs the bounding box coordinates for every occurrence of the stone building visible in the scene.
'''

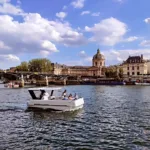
[52,49,105,77]
[122,55,150,76]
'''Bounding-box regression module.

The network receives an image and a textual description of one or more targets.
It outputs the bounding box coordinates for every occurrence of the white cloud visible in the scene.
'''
[123,36,139,42]
[0,2,23,15]
[79,50,92,64]
[71,0,85,9]
[81,11,100,17]
[0,0,87,69]
[144,18,150,24]
[79,50,86,57]
[103,49,150,66]
[64,49,150,67]
[91,12,100,17]
[0,13,86,57]
[6,54,20,61]
[0,54,20,69]
[81,11,90,15]
[84,56,92,62]
[85,17,127,46]
[56,12,67,20]
[0,41,11,50]
[40,50,50,58]
[140,40,150,47]
[42,41,58,52]
[64,57,92,66]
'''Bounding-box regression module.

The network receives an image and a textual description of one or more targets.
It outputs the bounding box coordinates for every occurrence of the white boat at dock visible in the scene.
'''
[27,87,84,111]
[135,82,150,86]
[4,82,20,88]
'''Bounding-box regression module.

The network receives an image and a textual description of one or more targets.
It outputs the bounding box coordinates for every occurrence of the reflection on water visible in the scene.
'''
[0,85,150,149]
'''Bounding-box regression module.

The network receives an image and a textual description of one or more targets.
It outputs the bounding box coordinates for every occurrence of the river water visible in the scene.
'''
[0,84,150,150]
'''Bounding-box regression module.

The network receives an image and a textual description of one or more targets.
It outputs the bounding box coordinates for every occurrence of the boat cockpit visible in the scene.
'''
[28,87,61,100]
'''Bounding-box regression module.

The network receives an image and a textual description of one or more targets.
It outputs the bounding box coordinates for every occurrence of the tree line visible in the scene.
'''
[4,59,124,79]
[16,58,53,72]
[105,66,123,80]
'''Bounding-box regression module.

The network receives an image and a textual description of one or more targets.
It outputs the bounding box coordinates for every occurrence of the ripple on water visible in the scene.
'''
[0,85,150,149]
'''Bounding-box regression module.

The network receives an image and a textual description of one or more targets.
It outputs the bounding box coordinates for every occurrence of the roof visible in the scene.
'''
[69,66,91,69]
[93,49,105,60]
[88,66,99,71]
[125,55,144,63]
[28,87,62,91]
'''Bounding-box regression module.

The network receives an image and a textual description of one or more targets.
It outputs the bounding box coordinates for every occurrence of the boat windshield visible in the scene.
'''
[28,90,45,100]
[28,89,62,100]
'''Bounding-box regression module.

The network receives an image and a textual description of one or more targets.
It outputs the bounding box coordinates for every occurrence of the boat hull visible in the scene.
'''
[81,81,126,85]
[27,98,84,112]
[4,83,19,88]
[135,82,150,86]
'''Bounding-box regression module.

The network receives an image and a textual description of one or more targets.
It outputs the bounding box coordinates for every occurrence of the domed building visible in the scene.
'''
[93,49,105,67]
[92,49,105,76]
[52,49,105,77]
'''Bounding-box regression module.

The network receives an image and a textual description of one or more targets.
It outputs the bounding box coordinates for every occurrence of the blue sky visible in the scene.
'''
[0,0,150,69]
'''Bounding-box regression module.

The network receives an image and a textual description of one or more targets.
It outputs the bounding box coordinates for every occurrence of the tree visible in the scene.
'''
[16,61,28,71]
[105,66,118,78]
[118,68,123,79]
[105,66,124,80]
[28,58,52,72]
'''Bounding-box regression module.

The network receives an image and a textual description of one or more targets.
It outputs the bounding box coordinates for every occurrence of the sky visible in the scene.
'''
[0,0,150,69]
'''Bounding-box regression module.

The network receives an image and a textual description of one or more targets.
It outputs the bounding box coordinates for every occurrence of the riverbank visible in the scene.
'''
[1,78,148,87]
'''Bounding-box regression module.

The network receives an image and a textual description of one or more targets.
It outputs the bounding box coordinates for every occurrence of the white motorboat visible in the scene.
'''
[27,87,84,111]
[135,82,150,86]
[4,82,20,88]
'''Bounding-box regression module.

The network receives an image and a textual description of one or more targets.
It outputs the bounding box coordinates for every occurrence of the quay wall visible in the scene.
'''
[4,75,150,86]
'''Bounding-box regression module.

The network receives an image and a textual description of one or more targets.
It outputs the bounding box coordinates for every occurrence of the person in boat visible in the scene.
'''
[42,91,50,100]
[62,90,67,98]
[68,94,73,100]
[62,95,68,100]
[74,93,78,100]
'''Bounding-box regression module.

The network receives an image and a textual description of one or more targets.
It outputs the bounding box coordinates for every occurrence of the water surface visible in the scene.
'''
[0,85,150,150]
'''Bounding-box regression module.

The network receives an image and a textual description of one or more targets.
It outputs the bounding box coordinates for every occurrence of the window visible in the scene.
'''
[137,66,139,70]
[95,62,97,66]
[127,72,130,76]
[132,66,134,70]
[137,72,140,75]
[132,72,135,75]
[127,67,129,70]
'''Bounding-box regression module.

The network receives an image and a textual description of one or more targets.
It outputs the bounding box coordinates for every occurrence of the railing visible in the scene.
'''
[123,74,150,78]
[1,71,53,74]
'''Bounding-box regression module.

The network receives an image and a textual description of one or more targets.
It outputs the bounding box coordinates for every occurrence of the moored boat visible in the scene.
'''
[81,79,126,85]
[4,82,20,88]
[27,87,84,111]
[135,82,150,86]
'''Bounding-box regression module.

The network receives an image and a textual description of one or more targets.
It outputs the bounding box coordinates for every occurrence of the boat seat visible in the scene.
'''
[49,96,55,100]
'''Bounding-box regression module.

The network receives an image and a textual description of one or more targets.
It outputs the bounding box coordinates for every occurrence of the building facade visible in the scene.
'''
[52,49,105,77]
[122,55,150,76]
